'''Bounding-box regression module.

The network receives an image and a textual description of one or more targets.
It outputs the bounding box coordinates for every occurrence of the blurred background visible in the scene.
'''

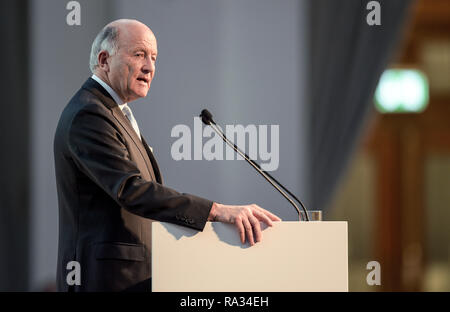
[0,0,449,291]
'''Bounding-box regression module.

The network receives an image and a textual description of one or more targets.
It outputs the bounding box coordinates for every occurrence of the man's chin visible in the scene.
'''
[132,89,150,100]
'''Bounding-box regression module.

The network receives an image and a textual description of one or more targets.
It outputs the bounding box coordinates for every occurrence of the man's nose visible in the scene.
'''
[142,57,155,75]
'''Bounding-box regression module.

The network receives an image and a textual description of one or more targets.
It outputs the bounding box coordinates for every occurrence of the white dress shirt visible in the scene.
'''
[91,74,127,110]
[91,75,143,142]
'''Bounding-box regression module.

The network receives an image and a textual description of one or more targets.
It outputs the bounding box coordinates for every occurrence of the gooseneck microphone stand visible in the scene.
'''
[199,109,310,221]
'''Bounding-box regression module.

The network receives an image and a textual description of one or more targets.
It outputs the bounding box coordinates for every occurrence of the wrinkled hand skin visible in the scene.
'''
[208,202,282,246]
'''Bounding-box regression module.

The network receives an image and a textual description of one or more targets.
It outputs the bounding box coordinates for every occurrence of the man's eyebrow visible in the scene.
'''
[133,47,147,52]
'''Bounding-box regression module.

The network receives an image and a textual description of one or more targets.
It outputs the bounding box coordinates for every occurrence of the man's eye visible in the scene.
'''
[135,53,144,57]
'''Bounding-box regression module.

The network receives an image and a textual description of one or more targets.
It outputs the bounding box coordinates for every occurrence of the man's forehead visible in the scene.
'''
[128,37,157,53]
[119,27,157,51]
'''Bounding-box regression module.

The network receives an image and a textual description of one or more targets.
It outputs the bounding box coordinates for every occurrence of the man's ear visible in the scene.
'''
[97,51,110,71]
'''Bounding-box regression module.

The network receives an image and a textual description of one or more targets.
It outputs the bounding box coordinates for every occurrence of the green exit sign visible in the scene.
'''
[375,69,429,113]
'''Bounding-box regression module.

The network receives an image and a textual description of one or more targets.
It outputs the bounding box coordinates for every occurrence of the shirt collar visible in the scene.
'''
[91,74,127,109]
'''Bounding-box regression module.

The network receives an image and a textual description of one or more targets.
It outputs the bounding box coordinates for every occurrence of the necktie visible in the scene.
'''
[122,104,141,139]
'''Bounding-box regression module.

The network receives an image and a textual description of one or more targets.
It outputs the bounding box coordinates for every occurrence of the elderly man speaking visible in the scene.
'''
[54,19,280,292]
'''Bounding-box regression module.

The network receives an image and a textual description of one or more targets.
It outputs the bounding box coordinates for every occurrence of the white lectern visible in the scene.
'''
[152,221,348,292]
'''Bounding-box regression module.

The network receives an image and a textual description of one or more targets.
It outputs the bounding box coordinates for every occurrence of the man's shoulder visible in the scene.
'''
[56,79,113,137]
[69,88,108,114]
[70,78,110,108]
[64,79,112,116]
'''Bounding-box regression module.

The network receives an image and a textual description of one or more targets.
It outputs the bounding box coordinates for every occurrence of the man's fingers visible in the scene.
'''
[263,210,282,222]
[248,215,262,243]
[228,205,281,246]
[235,217,245,244]
[255,206,282,222]
[253,210,274,227]
[270,214,282,221]
[242,217,255,246]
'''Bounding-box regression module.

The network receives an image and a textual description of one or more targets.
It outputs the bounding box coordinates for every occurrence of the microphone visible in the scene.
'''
[200,109,215,125]
[199,109,310,221]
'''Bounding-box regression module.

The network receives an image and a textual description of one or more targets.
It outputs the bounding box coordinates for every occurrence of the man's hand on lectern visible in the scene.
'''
[208,202,281,246]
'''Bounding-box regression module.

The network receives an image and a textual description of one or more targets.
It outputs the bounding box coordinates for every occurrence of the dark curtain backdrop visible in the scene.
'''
[0,0,30,291]
[309,0,415,212]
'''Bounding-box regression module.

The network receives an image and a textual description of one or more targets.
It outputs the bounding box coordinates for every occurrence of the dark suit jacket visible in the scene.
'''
[54,78,213,292]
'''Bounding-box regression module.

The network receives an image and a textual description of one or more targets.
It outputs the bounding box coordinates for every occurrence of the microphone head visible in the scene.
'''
[199,109,215,125]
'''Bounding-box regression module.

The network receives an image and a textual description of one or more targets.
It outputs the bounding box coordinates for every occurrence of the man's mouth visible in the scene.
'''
[137,77,149,85]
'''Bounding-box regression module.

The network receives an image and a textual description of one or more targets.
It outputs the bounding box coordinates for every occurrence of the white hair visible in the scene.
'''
[89,25,119,73]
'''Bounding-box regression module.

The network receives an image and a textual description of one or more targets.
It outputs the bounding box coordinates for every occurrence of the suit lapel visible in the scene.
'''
[82,78,157,182]
[141,136,163,184]
[111,107,157,179]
